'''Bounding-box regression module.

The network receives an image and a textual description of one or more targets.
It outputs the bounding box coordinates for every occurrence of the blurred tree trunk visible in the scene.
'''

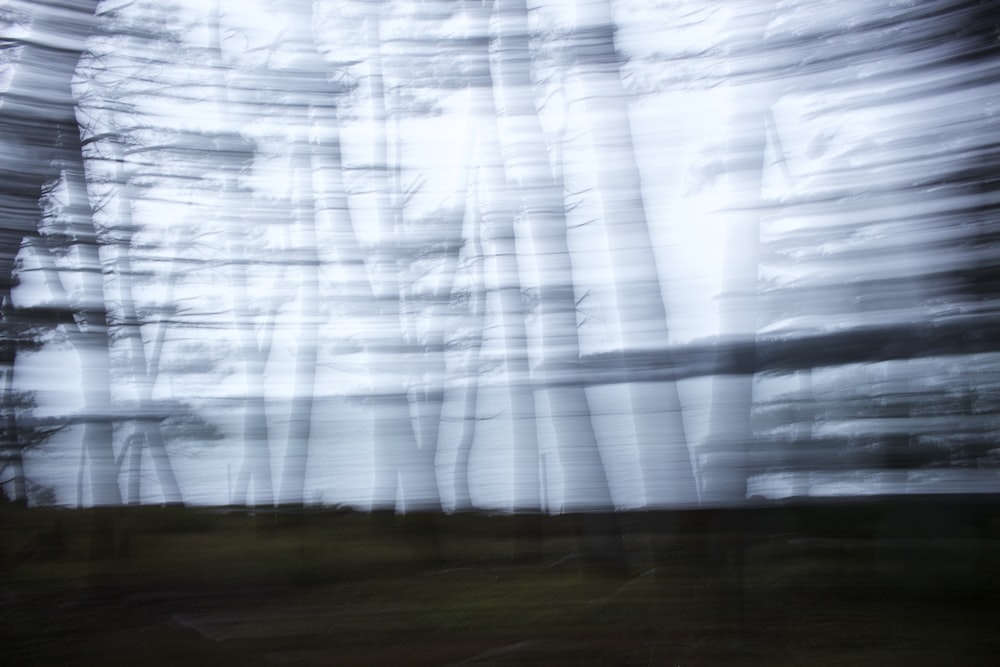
[476,115,540,512]
[10,0,121,506]
[567,0,698,507]
[0,305,26,506]
[208,1,277,509]
[360,3,440,512]
[701,3,773,507]
[58,129,123,507]
[446,227,486,512]
[278,143,320,507]
[0,0,115,505]
[258,0,329,508]
[490,0,614,513]
[229,236,276,508]
[437,128,487,513]
[110,146,183,506]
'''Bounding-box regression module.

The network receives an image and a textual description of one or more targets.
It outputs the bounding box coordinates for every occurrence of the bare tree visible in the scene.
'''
[490,0,614,513]
[3,0,122,506]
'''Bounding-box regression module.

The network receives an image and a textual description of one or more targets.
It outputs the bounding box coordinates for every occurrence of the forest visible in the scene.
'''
[0,0,997,514]
[2,1,1000,664]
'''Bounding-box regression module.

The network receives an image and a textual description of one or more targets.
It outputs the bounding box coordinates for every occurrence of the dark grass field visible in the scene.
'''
[3,496,999,665]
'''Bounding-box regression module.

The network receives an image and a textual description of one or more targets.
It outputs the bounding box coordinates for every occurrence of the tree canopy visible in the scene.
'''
[0,0,997,509]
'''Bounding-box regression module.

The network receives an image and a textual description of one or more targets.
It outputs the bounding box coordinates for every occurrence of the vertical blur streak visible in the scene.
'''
[570,0,697,507]
[0,0,70,505]
[447,163,485,512]
[702,2,771,506]
[461,0,541,513]
[0,287,25,504]
[228,204,275,508]
[64,123,120,507]
[477,85,541,512]
[271,0,324,508]
[360,2,440,512]
[111,147,183,506]
[491,0,614,512]
[279,144,320,507]
[207,3,275,508]
[409,197,466,512]
[9,0,122,506]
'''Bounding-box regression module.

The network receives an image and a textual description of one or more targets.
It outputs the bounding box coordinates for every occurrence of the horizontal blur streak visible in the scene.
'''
[0,0,998,510]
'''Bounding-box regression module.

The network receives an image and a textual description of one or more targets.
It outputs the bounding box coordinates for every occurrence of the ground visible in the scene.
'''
[2,499,999,665]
